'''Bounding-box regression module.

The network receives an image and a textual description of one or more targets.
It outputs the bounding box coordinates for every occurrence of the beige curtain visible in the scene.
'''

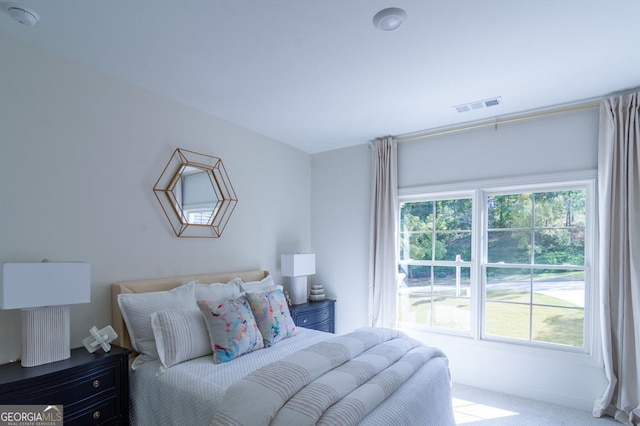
[368,137,398,328]
[593,92,640,425]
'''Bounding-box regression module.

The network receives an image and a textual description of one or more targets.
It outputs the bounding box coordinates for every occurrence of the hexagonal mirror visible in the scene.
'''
[153,148,238,238]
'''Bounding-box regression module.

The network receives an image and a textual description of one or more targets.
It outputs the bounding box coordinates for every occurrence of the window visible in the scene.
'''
[398,197,473,333]
[185,209,215,225]
[398,178,593,351]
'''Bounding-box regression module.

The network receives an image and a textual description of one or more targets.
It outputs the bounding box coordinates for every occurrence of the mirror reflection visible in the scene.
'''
[173,166,221,225]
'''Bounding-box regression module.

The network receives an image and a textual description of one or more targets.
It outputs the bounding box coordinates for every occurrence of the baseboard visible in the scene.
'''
[452,377,597,412]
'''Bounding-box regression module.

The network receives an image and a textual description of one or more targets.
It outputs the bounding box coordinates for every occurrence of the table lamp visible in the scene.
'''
[281,253,315,305]
[1,261,91,367]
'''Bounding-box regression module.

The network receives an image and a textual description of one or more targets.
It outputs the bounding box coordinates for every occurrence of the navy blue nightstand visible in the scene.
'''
[289,299,335,333]
[0,345,130,425]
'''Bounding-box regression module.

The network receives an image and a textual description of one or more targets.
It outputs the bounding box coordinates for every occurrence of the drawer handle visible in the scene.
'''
[92,380,101,388]
[93,411,101,419]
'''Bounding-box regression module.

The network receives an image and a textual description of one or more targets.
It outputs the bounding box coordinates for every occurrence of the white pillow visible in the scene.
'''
[151,309,212,368]
[117,281,197,369]
[241,275,282,293]
[197,278,244,301]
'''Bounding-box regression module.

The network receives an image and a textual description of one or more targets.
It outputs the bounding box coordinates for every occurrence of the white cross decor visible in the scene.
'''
[82,325,118,353]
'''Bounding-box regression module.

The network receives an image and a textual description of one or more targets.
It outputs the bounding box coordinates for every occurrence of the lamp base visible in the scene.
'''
[21,306,71,367]
[289,276,308,305]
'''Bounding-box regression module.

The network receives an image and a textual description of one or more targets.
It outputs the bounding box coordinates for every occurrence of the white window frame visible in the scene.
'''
[398,190,477,336]
[398,171,598,356]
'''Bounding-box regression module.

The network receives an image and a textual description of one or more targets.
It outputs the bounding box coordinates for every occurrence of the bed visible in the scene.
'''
[111,270,455,426]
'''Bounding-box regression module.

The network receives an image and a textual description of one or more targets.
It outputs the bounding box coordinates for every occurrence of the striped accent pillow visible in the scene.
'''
[151,309,212,368]
[117,281,198,369]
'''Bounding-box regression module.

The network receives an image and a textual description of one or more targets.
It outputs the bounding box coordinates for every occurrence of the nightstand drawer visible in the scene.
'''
[313,319,333,333]
[66,394,119,426]
[53,364,117,404]
[4,363,117,406]
[296,308,331,328]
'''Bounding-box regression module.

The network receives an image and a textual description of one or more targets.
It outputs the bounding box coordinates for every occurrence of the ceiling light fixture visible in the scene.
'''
[6,5,39,26]
[373,7,407,31]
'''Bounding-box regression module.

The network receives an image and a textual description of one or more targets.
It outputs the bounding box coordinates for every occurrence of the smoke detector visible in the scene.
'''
[5,4,39,26]
[373,7,407,31]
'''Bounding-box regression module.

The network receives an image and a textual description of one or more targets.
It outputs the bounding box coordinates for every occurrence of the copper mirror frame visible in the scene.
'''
[153,148,238,238]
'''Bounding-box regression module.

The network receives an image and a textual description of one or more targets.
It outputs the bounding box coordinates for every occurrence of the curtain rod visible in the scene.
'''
[395,101,600,143]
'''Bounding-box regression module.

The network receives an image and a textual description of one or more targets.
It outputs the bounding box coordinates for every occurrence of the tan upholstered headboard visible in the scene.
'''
[111,270,269,351]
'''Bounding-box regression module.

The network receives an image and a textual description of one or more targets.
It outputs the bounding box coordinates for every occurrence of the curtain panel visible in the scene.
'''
[593,92,640,425]
[368,137,398,328]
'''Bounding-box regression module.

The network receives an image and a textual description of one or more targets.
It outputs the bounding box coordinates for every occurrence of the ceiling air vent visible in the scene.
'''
[453,96,502,113]
[484,98,501,107]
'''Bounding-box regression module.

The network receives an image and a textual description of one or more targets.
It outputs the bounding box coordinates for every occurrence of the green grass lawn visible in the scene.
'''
[398,291,584,347]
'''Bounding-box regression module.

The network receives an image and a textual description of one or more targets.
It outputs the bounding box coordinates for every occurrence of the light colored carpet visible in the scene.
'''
[452,383,620,425]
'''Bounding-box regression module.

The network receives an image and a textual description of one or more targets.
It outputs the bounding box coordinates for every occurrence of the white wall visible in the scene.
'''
[311,144,371,334]
[311,108,609,410]
[0,35,312,364]
[398,109,599,187]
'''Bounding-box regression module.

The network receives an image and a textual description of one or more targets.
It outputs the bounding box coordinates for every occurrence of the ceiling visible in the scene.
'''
[1,1,639,154]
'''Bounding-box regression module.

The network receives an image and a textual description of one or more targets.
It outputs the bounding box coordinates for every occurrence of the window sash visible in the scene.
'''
[398,175,594,353]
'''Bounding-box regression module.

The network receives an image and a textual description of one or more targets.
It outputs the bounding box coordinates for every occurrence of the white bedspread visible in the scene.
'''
[130,328,455,426]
